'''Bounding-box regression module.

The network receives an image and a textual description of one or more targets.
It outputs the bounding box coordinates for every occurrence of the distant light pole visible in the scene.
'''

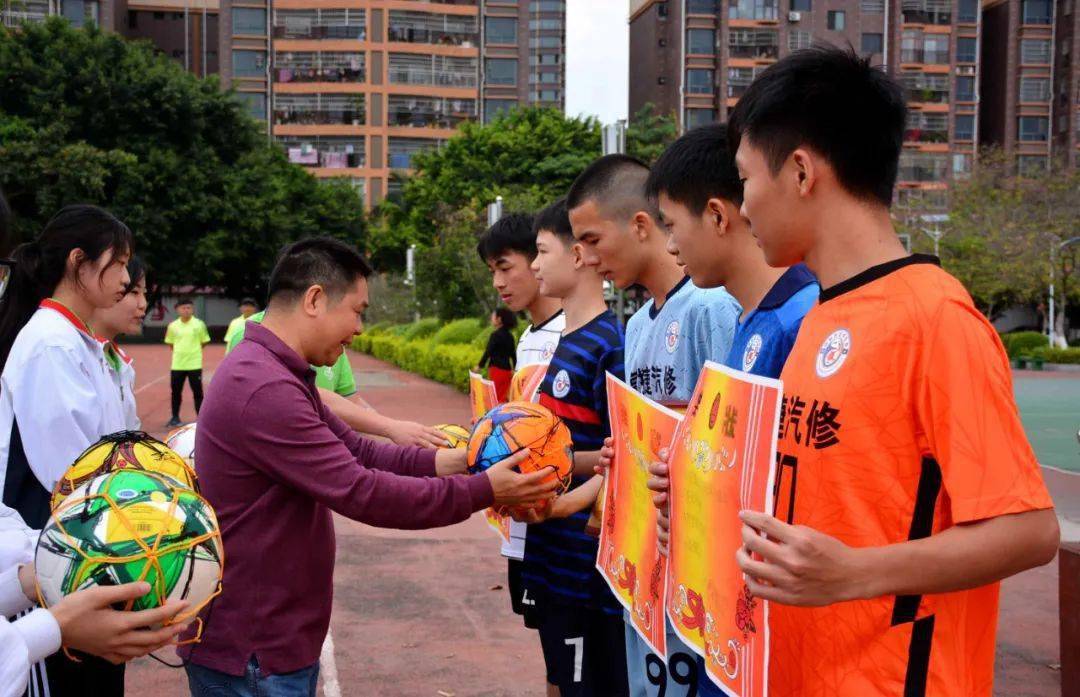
[919,213,949,257]
[1048,236,1080,348]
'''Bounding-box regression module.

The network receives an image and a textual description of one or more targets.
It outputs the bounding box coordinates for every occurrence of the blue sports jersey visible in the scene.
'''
[524,310,624,615]
[725,264,819,377]
[624,276,741,405]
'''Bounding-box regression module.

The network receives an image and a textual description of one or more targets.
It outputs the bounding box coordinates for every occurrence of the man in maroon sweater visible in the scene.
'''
[180,238,555,696]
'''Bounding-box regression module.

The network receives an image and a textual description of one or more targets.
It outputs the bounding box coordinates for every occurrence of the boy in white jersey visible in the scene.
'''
[477,212,564,697]
[569,155,740,697]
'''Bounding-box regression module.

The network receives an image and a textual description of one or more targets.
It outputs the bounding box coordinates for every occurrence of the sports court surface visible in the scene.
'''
[124,345,1074,696]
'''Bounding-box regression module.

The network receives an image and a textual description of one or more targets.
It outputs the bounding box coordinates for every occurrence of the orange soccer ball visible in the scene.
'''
[466,401,574,511]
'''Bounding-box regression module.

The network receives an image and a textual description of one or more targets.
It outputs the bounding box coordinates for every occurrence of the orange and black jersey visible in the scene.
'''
[770,255,1053,697]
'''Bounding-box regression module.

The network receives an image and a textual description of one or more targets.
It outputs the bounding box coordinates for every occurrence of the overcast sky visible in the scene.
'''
[565,2,629,124]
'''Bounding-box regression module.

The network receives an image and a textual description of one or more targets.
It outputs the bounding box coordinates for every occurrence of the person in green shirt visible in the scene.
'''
[164,297,210,427]
[226,309,446,448]
[224,297,258,347]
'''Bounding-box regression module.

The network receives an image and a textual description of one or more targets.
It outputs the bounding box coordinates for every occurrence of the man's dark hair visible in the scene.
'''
[476,212,537,263]
[175,297,194,308]
[533,198,574,244]
[645,124,743,215]
[728,44,906,207]
[494,307,517,330]
[268,237,372,305]
[566,154,658,222]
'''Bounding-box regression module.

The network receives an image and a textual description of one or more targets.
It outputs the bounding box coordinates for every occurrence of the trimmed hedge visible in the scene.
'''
[1031,346,1080,364]
[431,318,484,346]
[1000,331,1049,358]
[401,317,441,341]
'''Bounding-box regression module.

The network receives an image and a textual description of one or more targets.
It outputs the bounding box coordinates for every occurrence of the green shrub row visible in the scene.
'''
[352,317,490,392]
[999,331,1048,358]
[1030,346,1080,364]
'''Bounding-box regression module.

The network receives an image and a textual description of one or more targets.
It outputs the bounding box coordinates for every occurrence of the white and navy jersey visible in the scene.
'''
[516,309,564,367]
[501,309,565,560]
[0,301,127,530]
[624,276,741,406]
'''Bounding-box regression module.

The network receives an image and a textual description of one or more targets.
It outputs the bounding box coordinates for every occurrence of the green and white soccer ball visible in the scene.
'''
[35,469,223,618]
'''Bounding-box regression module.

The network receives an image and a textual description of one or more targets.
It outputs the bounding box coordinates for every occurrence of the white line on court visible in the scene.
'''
[320,630,343,697]
[134,373,169,395]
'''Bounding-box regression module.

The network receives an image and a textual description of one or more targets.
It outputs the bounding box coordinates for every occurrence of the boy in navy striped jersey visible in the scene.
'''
[522,198,629,696]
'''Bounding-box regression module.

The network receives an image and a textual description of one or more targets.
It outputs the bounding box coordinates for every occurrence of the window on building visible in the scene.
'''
[485,17,516,44]
[658,2,670,17]
[484,99,517,122]
[861,0,884,11]
[485,58,517,85]
[687,0,717,13]
[905,111,949,142]
[684,108,715,129]
[1020,39,1051,63]
[233,7,266,36]
[958,0,978,22]
[388,53,477,87]
[233,50,266,78]
[901,72,951,103]
[789,30,812,50]
[128,10,137,28]
[727,66,762,97]
[902,0,952,24]
[953,153,972,178]
[956,37,977,63]
[955,75,975,101]
[686,69,714,94]
[954,114,975,140]
[1018,154,1049,175]
[60,0,99,28]
[827,10,845,30]
[898,151,949,182]
[1022,0,1052,23]
[1019,76,1051,101]
[729,0,778,20]
[924,34,949,63]
[1018,116,1049,141]
[235,92,266,121]
[729,29,779,59]
[861,33,883,54]
[529,18,563,31]
[686,28,715,54]
[791,0,811,10]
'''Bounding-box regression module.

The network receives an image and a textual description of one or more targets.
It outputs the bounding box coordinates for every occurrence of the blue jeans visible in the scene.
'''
[186,656,320,697]
[624,612,725,697]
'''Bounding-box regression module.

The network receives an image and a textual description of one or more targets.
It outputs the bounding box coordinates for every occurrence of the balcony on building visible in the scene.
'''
[389,54,478,88]
[388,96,477,129]
[898,151,949,182]
[388,10,478,47]
[901,0,952,26]
[901,72,951,104]
[686,68,715,95]
[275,52,365,83]
[1019,76,1051,102]
[905,111,949,143]
[727,66,763,98]
[729,29,779,60]
[901,31,950,64]
[388,137,445,170]
[2,0,49,26]
[686,28,716,55]
[272,9,366,41]
[273,93,366,126]
[1021,0,1052,25]
[728,0,777,21]
[280,136,366,169]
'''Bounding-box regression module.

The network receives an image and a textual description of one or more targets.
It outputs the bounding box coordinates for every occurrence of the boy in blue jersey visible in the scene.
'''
[525,198,628,697]
[568,155,740,696]
[642,123,819,694]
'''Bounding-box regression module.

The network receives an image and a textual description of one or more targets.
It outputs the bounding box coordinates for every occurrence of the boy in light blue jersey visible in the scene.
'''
[568,154,740,696]
[642,123,819,694]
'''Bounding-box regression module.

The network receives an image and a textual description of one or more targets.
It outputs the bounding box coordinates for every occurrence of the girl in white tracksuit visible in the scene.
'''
[0,204,133,697]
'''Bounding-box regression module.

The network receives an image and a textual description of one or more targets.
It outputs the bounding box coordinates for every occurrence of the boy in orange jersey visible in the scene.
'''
[729,45,1059,696]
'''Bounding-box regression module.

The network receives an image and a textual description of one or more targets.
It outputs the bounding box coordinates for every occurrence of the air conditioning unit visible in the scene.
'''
[789,11,802,21]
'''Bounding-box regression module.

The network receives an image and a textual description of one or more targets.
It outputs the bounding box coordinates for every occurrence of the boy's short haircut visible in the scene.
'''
[533,198,574,245]
[268,237,372,305]
[645,124,743,215]
[476,212,538,263]
[175,298,194,308]
[728,44,906,207]
[566,154,659,223]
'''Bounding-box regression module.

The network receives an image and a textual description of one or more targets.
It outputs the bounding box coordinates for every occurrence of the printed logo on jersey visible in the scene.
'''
[742,334,763,372]
[541,341,556,360]
[552,369,571,398]
[664,320,680,354]
[815,329,851,378]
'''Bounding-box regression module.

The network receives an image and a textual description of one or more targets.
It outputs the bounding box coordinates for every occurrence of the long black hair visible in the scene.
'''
[0,205,133,370]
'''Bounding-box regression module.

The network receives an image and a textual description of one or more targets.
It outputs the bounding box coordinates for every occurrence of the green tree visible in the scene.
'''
[0,19,365,298]
[626,103,679,165]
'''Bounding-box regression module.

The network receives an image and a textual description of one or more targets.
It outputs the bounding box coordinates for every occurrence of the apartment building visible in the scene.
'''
[629,0,983,211]
[481,0,566,122]
[981,0,1079,170]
